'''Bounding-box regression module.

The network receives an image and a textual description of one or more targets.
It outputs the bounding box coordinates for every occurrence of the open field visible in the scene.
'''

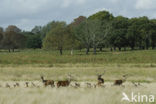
[0,50,156,104]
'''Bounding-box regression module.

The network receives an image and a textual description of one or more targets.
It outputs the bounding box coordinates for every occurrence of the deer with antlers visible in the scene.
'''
[114,74,128,86]
[96,70,105,86]
[57,74,72,88]
[41,76,55,87]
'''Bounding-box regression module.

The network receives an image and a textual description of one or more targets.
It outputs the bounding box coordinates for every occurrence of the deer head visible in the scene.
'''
[97,70,105,78]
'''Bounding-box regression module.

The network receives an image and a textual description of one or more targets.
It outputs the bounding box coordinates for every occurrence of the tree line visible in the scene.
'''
[0,10,156,54]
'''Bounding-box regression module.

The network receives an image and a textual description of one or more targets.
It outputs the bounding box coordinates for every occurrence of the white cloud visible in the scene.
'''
[135,0,156,10]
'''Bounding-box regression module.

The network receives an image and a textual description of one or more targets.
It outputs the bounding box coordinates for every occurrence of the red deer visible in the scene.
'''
[57,74,72,88]
[25,82,29,87]
[114,74,128,86]
[41,76,54,87]
[97,70,105,86]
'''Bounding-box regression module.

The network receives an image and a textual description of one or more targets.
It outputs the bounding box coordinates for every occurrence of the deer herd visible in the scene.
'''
[0,70,143,88]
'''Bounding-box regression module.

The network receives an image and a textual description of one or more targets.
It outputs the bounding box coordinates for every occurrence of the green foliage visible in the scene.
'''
[43,21,71,55]
[1,10,156,53]
[25,33,42,49]
[88,10,114,21]
[109,16,129,50]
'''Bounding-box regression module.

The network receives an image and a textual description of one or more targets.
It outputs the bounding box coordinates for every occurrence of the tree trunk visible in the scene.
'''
[86,47,89,55]
[60,48,63,55]
[93,46,96,55]
[99,47,102,52]
[118,47,121,51]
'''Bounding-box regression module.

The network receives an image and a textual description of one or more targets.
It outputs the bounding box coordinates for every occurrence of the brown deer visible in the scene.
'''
[57,74,72,88]
[114,74,128,86]
[96,71,105,86]
[41,76,54,87]
[25,82,29,87]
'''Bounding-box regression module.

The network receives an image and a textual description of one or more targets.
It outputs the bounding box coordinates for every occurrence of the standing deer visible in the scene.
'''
[57,74,72,88]
[114,74,128,86]
[41,76,55,87]
[25,82,29,87]
[96,70,105,86]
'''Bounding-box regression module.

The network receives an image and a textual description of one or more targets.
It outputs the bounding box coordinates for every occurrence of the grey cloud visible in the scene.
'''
[0,0,156,31]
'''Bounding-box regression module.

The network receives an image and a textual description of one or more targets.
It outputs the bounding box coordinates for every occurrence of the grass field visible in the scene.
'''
[0,49,156,64]
[0,49,156,104]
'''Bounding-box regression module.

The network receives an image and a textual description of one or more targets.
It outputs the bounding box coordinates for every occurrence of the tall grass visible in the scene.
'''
[0,64,156,82]
[0,83,156,104]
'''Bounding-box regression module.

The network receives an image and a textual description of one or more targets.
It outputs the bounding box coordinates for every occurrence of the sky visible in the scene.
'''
[0,0,156,31]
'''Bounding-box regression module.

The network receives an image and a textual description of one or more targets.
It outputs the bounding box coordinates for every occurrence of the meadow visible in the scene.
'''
[0,49,156,104]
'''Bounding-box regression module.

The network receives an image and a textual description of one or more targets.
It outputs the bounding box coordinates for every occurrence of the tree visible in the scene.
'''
[23,32,42,49]
[88,10,113,21]
[69,16,87,54]
[149,19,156,49]
[2,25,25,52]
[31,26,42,34]
[109,16,129,51]
[0,27,3,41]
[43,21,68,55]
[88,10,114,52]
[127,17,150,50]
[74,20,92,54]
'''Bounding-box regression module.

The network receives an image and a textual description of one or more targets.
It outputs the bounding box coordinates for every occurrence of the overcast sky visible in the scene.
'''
[0,0,156,31]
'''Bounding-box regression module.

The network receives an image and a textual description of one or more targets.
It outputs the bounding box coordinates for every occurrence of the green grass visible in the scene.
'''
[0,49,156,82]
[0,49,156,104]
[0,49,156,65]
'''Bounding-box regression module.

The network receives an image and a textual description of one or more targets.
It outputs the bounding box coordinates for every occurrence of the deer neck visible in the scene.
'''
[41,77,45,82]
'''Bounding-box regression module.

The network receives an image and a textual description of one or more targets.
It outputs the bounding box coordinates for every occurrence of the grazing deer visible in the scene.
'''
[114,74,128,86]
[96,70,105,86]
[57,74,72,88]
[41,76,54,87]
